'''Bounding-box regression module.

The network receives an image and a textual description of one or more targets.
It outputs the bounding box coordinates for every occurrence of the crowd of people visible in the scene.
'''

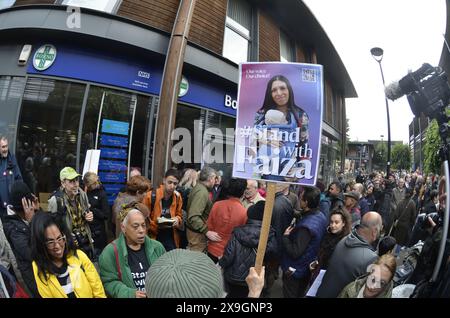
[1,133,449,298]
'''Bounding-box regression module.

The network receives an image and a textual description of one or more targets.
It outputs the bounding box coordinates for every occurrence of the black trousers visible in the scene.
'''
[282,271,311,298]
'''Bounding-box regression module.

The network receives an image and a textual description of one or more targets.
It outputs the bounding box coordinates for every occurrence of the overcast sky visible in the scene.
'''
[303,0,447,144]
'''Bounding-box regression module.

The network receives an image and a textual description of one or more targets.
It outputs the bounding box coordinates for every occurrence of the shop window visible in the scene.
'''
[280,30,294,62]
[223,0,254,64]
[203,111,236,179]
[0,76,25,149]
[0,0,15,10]
[173,104,236,177]
[58,0,122,14]
[173,104,205,172]
[17,77,86,195]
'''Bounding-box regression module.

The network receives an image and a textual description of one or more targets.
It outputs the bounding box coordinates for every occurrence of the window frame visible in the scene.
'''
[222,0,257,64]
[279,30,295,62]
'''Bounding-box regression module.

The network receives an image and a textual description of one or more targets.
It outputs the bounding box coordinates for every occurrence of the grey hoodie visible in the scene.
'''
[316,226,378,298]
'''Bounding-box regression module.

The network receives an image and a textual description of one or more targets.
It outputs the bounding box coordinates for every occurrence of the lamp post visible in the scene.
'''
[371,47,391,177]
[380,134,384,172]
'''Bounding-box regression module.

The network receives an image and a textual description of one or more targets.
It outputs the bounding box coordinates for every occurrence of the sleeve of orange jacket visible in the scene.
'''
[143,191,158,238]
[174,192,183,229]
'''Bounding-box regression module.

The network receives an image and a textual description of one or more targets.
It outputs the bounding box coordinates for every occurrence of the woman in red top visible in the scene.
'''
[206,178,247,263]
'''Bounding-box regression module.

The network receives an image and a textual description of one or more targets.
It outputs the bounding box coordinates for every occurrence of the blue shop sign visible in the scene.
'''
[103,184,124,194]
[107,193,118,205]
[99,172,126,183]
[98,160,127,171]
[100,134,129,147]
[100,147,127,159]
[27,44,237,116]
[101,119,130,136]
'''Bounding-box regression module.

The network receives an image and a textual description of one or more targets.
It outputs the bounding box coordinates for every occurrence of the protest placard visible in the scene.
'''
[233,62,323,186]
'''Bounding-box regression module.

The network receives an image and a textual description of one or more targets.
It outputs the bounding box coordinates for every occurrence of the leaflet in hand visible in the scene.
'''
[157,217,175,224]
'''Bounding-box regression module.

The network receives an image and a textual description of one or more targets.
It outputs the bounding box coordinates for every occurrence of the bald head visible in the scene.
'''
[359,211,382,244]
[361,211,382,228]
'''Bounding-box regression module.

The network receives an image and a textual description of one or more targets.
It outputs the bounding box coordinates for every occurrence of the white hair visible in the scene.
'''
[121,208,144,227]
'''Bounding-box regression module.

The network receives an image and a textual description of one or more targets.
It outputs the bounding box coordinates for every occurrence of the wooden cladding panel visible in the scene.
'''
[258,9,280,62]
[325,79,332,124]
[190,0,227,54]
[118,0,180,33]
[13,0,55,5]
[295,43,307,63]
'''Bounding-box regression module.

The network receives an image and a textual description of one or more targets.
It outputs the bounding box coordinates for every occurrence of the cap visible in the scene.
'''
[60,167,80,181]
[344,191,359,201]
[145,249,224,298]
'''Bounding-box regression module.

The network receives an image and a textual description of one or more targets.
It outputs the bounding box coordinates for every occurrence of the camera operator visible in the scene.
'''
[48,167,95,260]
[409,192,450,297]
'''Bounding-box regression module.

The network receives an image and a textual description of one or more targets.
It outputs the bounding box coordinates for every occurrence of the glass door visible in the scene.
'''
[80,86,154,204]
[95,91,136,204]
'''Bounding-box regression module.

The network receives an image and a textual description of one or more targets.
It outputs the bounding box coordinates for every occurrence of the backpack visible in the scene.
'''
[0,265,29,298]
[393,241,423,287]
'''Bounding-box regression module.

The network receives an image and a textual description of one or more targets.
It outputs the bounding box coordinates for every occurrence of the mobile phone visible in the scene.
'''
[290,218,296,227]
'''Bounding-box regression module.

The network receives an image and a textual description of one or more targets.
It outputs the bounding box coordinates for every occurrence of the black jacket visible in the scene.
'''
[316,226,378,298]
[3,211,39,297]
[271,193,294,257]
[0,152,22,216]
[219,219,277,285]
[86,187,110,250]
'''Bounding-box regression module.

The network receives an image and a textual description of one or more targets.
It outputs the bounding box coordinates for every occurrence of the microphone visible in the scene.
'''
[384,63,434,101]
[383,63,450,118]
[384,81,404,101]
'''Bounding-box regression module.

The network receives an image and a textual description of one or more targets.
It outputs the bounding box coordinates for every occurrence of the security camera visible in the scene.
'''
[18,44,32,66]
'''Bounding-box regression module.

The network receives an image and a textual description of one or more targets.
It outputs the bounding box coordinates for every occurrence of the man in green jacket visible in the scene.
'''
[186,166,217,253]
[98,208,165,298]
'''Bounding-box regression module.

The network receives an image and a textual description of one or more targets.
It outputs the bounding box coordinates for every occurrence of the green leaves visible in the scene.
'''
[391,143,411,170]
[423,119,441,174]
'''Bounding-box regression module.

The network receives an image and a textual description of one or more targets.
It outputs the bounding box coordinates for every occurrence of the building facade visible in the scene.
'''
[408,115,429,172]
[345,142,374,174]
[0,0,356,203]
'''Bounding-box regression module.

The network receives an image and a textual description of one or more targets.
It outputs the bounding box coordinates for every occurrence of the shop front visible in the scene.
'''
[0,41,237,204]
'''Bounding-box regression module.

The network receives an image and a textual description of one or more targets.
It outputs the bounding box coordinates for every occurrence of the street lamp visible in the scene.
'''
[371,47,391,177]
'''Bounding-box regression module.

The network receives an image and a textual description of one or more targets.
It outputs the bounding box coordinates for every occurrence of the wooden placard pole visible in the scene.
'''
[254,182,277,274]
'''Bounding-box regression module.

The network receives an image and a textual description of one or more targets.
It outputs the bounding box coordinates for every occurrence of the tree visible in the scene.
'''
[423,119,441,175]
[391,143,411,170]
[373,142,387,170]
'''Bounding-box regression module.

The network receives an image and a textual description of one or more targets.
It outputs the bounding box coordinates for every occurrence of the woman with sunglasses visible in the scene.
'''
[30,211,106,298]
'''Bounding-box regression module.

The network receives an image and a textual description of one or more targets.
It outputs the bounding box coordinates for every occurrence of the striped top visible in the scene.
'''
[54,264,76,298]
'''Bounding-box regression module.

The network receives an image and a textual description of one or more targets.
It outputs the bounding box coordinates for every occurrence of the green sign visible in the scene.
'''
[33,44,57,71]
[178,75,189,97]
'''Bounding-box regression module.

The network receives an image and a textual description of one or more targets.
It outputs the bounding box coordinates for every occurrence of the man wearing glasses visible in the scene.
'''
[48,167,95,260]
